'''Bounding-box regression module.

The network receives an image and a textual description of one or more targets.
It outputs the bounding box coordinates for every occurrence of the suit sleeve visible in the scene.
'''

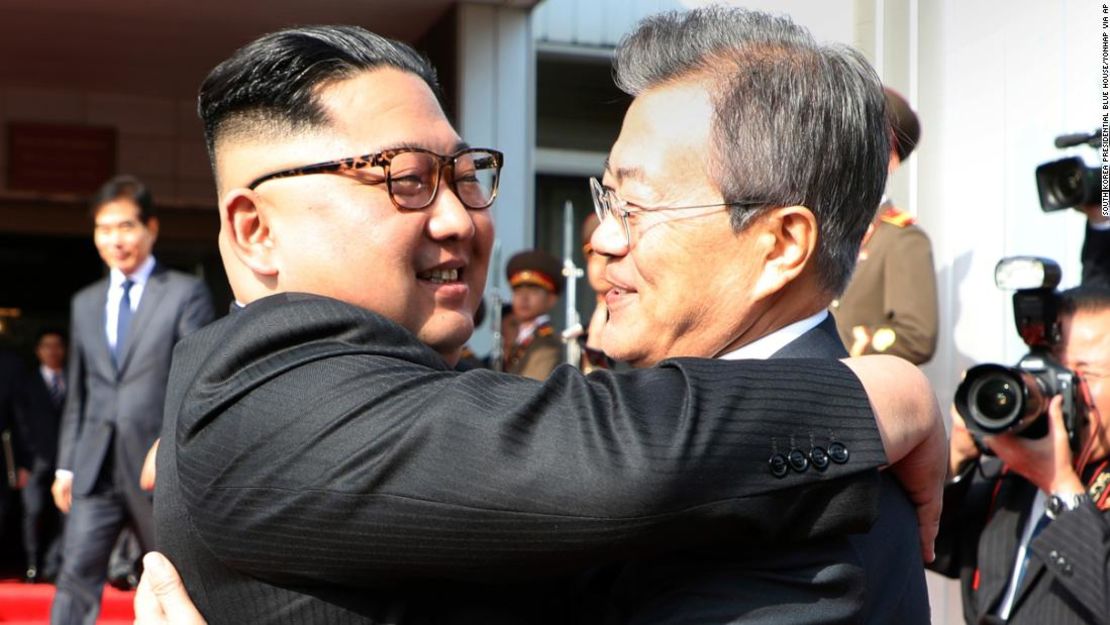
[175,279,215,339]
[1081,225,1110,289]
[862,227,938,364]
[927,463,995,579]
[172,302,887,586]
[1028,502,1110,620]
[55,298,86,473]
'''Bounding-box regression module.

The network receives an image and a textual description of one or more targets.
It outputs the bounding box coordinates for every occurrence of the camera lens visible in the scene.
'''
[967,372,1024,429]
[973,376,1020,422]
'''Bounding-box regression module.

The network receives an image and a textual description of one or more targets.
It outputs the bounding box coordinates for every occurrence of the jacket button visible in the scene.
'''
[809,446,830,471]
[769,453,789,478]
[828,442,849,464]
[788,449,809,473]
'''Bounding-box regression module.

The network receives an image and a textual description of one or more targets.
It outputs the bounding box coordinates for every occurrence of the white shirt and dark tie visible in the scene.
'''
[56,255,155,482]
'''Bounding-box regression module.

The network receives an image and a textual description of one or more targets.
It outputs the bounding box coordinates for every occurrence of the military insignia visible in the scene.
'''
[1088,461,1110,510]
[871,327,897,352]
[879,205,916,228]
[537,325,554,338]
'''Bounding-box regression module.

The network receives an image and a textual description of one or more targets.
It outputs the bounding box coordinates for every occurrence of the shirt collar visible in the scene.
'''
[110,255,156,288]
[719,310,828,361]
[40,364,62,380]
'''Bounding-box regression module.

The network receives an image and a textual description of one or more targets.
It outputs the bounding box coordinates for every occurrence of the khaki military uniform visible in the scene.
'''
[831,204,938,365]
[506,321,562,380]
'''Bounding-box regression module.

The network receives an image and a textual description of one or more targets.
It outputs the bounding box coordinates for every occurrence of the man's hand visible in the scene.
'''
[842,355,947,562]
[1078,203,1110,226]
[134,552,207,625]
[984,395,1084,495]
[947,408,981,479]
[51,473,73,513]
[141,438,160,491]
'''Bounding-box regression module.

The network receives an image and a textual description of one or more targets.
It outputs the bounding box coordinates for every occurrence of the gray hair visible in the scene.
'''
[613,7,889,295]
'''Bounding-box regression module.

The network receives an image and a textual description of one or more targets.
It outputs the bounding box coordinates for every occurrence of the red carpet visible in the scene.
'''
[0,581,133,624]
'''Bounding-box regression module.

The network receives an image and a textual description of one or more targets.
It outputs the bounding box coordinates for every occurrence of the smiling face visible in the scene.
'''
[590,79,773,367]
[217,68,493,361]
[93,198,158,276]
[1059,308,1110,456]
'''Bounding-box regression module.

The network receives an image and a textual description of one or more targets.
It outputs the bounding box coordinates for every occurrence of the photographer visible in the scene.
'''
[930,286,1110,624]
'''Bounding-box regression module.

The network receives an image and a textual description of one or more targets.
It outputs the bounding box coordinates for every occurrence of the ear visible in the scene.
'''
[145,216,160,241]
[751,206,818,300]
[221,188,278,277]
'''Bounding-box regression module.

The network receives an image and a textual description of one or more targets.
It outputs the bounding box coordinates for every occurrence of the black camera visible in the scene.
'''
[954,257,1086,449]
[1035,129,1102,212]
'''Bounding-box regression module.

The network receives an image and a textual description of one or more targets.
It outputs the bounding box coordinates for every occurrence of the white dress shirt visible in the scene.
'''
[105,255,156,351]
[719,310,829,361]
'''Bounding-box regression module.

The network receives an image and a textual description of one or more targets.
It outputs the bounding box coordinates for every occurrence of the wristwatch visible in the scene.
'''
[1045,492,1091,519]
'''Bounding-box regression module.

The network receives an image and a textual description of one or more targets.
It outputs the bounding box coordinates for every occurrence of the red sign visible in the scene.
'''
[7,122,117,194]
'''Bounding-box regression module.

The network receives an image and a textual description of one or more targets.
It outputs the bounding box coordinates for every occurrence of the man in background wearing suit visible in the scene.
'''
[50,176,214,625]
[931,287,1110,624]
[584,8,927,622]
[137,21,944,624]
[16,328,67,583]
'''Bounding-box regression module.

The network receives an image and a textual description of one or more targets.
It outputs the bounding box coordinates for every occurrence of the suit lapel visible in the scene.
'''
[91,278,117,375]
[117,264,167,373]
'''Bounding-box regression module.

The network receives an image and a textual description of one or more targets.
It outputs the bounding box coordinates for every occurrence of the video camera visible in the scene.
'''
[1035,128,1102,212]
[954,257,1086,450]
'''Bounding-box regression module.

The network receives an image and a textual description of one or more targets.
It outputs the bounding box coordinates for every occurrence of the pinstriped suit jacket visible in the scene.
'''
[155,293,887,624]
[930,457,1110,624]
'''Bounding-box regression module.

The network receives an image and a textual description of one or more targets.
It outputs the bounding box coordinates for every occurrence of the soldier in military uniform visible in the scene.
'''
[832,87,938,365]
[505,250,564,379]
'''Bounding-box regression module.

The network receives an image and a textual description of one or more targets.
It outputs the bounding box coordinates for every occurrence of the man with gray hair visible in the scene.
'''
[584,7,928,622]
[137,7,940,624]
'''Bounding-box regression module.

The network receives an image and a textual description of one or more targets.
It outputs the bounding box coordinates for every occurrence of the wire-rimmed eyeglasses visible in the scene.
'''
[247,147,504,210]
[589,177,765,245]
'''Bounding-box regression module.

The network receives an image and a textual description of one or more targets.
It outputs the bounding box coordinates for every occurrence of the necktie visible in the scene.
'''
[48,371,65,408]
[114,279,134,365]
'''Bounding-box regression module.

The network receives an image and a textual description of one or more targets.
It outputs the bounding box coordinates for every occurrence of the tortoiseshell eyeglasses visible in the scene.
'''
[247,147,504,210]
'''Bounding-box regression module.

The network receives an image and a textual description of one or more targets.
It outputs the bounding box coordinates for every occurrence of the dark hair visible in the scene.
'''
[884,87,920,162]
[90,175,155,222]
[1060,286,1110,316]
[198,25,441,164]
[613,7,889,295]
[35,327,67,345]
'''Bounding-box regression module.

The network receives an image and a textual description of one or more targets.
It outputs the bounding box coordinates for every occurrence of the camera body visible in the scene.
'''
[1035,128,1102,212]
[954,257,1087,449]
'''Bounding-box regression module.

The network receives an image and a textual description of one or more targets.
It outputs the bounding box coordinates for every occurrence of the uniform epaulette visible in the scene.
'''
[879,205,916,228]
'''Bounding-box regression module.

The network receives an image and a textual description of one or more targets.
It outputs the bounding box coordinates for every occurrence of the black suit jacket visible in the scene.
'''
[598,315,928,625]
[1081,224,1110,289]
[930,457,1110,624]
[15,367,63,470]
[156,294,889,624]
[0,350,29,473]
[58,263,214,498]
